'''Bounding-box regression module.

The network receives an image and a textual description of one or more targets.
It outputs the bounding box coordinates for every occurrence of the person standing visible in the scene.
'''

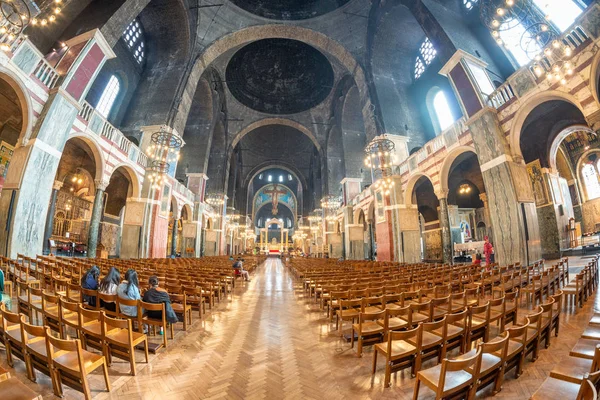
[484,236,494,266]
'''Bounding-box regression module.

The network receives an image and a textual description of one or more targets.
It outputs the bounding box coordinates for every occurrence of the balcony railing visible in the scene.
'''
[32,57,59,89]
[78,100,147,168]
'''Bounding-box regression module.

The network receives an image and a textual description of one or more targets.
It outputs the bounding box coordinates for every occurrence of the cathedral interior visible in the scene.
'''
[1,0,600,399]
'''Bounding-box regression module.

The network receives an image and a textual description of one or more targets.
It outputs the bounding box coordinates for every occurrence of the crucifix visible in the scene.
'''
[264,184,287,215]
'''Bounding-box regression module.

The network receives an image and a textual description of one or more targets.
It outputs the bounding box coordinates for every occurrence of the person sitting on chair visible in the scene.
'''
[98,267,120,312]
[142,276,178,324]
[232,258,250,282]
[117,269,141,317]
[81,265,100,307]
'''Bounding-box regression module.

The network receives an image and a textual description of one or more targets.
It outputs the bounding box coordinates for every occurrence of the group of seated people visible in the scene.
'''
[80,265,179,328]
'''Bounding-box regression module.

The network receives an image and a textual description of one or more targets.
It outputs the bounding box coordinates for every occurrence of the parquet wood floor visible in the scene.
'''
[1,257,598,399]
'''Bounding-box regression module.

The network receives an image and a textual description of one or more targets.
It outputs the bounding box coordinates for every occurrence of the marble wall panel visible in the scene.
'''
[12,43,41,75]
[402,231,421,263]
[537,204,560,258]
[509,162,535,203]
[582,199,600,233]
[467,110,511,164]
[522,202,542,263]
[398,208,420,231]
[124,201,145,225]
[424,229,442,261]
[34,94,78,150]
[100,222,120,256]
[120,224,140,259]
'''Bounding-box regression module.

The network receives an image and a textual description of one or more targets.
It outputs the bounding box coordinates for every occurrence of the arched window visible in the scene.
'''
[582,163,600,201]
[499,20,538,66]
[433,91,455,132]
[414,38,437,80]
[96,75,120,118]
[123,19,146,64]
[533,0,582,32]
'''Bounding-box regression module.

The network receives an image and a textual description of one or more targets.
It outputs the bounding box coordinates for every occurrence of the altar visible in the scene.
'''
[259,218,290,254]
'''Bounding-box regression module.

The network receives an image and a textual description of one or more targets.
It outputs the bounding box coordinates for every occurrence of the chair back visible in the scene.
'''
[438,347,482,396]
[481,331,509,360]
[446,308,468,328]
[388,325,421,355]
[359,309,385,325]
[385,306,412,329]
[506,318,529,347]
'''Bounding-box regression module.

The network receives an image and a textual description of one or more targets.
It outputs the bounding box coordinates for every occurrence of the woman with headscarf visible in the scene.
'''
[81,265,100,307]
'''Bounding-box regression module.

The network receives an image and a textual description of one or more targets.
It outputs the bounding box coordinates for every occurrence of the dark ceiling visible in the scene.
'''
[226,39,334,114]
[229,0,351,20]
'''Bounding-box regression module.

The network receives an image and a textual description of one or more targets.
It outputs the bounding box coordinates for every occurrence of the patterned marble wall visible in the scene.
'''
[423,229,442,261]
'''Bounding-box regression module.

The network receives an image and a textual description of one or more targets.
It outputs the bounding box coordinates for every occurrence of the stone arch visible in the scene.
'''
[107,163,141,199]
[404,172,437,206]
[548,125,595,172]
[509,90,586,160]
[243,163,308,192]
[439,145,479,193]
[182,204,193,222]
[589,48,600,107]
[230,118,321,158]
[0,65,34,145]
[67,133,106,183]
[170,194,179,218]
[177,25,376,138]
[576,148,600,202]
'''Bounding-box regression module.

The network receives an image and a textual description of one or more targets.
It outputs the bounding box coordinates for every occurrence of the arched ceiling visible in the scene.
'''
[226,39,334,114]
[229,0,352,20]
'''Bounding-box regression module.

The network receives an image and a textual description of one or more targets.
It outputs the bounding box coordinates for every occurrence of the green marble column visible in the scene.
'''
[87,184,106,258]
[438,195,453,264]
[171,217,178,256]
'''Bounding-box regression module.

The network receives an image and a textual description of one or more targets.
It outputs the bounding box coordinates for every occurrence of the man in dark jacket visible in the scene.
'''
[142,276,178,324]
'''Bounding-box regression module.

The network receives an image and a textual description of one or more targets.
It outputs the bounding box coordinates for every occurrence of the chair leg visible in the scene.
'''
[5,342,13,367]
[81,372,92,400]
[129,345,137,376]
[144,339,149,363]
[385,361,392,388]
[372,350,378,374]
[412,377,420,399]
[102,360,111,391]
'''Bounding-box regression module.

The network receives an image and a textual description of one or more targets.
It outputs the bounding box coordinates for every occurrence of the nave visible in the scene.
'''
[2,257,599,399]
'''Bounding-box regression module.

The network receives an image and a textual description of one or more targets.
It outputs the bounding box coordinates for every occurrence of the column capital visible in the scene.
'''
[479,192,488,203]
[94,178,109,191]
[435,190,449,200]
[53,180,64,191]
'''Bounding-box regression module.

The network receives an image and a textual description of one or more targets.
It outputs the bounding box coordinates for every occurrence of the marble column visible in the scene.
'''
[171,218,178,256]
[367,220,375,260]
[43,180,63,255]
[438,193,453,264]
[87,180,107,258]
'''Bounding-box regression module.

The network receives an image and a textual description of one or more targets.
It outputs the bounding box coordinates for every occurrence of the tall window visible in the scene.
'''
[582,162,600,201]
[433,91,455,132]
[96,75,120,118]
[123,19,146,64]
[463,0,477,10]
[499,20,538,66]
[533,0,583,32]
[414,38,437,79]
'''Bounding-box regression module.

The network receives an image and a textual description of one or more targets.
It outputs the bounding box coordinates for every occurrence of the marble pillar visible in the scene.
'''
[396,205,422,263]
[171,218,178,256]
[367,221,375,260]
[438,194,453,264]
[87,180,107,258]
[43,180,63,254]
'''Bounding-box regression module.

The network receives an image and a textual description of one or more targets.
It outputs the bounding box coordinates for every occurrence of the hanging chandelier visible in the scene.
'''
[205,192,225,207]
[364,137,396,196]
[145,126,182,190]
[308,209,322,224]
[479,0,575,85]
[459,183,472,194]
[321,195,341,223]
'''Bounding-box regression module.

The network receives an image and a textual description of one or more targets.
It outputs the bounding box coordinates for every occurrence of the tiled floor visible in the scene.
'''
[1,256,598,399]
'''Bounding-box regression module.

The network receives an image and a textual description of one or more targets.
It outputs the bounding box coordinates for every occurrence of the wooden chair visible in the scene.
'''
[80,287,99,310]
[550,345,600,384]
[466,302,490,350]
[58,298,81,339]
[563,273,585,311]
[449,291,467,313]
[45,327,111,400]
[336,298,363,336]
[102,313,149,376]
[182,286,205,319]
[21,316,56,388]
[1,304,25,367]
[139,300,172,348]
[522,275,543,307]
[98,292,119,318]
[78,305,105,352]
[550,289,563,337]
[411,317,446,371]
[413,347,482,400]
[532,370,600,400]
[0,375,43,400]
[430,295,451,321]
[503,289,519,330]
[170,293,192,331]
[467,332,509,395]
[351,309,385,357]
[439,308,468,356]
[523,308,543,361]
[539,298,555,349]
[504,319,529,378]
[409,300,432,325]
[372,325,421,387]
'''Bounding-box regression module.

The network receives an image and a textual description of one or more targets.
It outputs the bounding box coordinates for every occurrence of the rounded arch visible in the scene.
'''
[576,148,600,202]
[243,162,308,191]
[61,135,105,183]
[548,125,596,172]
[180,25,376,138]
[588,49,600,108]
[107,163,141,199]
[509,90,586,160]
[170,193,179,218]
[439,146,478,193]
[231,118,321,156]
[181,204,193,222]
[354,208,366,226]
[404,172,437,206]
[0,65,34,145]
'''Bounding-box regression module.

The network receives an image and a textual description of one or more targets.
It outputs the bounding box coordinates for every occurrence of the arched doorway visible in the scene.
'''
[102,166,137,257]
[46,138,100,256]
[407,175,440,261]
